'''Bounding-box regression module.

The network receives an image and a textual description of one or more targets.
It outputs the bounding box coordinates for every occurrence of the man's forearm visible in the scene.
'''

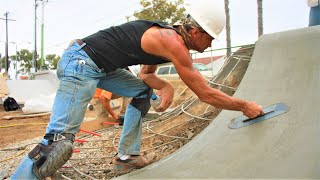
[139,72,174,112]
[139,73,169,90]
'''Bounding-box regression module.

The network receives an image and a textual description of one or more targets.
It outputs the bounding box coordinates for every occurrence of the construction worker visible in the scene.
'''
[11,0,263,178]
[90,88,126,125]
[307,0,320,26]
[91,67,134,123]
[91,88,120,119]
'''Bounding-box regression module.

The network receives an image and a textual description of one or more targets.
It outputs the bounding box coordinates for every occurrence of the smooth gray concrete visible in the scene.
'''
[119,26,320,179]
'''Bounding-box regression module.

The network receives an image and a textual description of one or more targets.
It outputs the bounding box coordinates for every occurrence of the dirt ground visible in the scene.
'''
[0,106,99,149]
[0,80,190,149]
[0,46,255,179]
[0,107,49,148]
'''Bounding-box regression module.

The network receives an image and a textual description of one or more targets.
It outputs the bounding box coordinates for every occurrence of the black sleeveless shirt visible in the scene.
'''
[82,20,177,73]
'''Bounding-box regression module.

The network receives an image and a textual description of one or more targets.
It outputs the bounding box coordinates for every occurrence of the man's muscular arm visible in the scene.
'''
[141,26,263,118]
[165,31,262,118]
[138,65,168,90]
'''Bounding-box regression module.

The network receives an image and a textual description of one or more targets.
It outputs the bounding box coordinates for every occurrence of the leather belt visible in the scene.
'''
[75,39,96,62]
[75,39,104,70]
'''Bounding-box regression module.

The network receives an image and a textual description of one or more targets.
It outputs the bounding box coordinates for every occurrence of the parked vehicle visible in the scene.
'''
[156,63,214,80]
[192,63,214,78]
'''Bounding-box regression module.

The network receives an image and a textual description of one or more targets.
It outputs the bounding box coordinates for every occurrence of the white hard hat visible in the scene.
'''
[185,0,226,39]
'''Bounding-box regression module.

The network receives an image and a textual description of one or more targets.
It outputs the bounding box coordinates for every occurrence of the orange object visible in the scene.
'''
[79,129,102,137]
[20,75,29,80]
[101,90,112,99]
[73,149,80,153]
[94,88,113,99]
[93,88,103,98]
[61,166,73,168]
[75,139,89,143]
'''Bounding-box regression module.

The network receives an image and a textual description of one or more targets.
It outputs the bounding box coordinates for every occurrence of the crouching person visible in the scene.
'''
[10,39,156,179]
[12,0,263,178]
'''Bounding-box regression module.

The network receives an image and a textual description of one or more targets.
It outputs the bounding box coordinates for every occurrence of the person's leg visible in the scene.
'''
[120,97,132,115]
[11,156,37,179]
[11,41,105,179]
[309,6,320,26]
[47,44,105,134]
[98,69,155,174]
[98,69,152,155]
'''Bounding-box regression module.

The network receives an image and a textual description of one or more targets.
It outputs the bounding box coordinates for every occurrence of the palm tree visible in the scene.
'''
[224,0,231,56]
[257,0,263,37]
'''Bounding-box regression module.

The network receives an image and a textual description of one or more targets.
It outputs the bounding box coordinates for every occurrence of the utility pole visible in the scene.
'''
[9,42,18,80]
[32,0,49,74]
[14,43,18,80]
[0,12,16,76]
[40,0,49,70]
[257,0,264,37]
[32,0,39,73]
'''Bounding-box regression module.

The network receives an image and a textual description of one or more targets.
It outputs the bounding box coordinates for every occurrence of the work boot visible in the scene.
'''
[50,171,63,180]
[114,152,156,175]
[116,115,125,126]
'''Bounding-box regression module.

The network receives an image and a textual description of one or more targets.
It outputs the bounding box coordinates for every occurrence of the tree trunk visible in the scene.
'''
[257,0,264,37]
[224,0,231,57]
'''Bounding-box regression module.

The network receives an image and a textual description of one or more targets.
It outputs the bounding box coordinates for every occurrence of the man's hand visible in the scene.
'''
[138,65,175,112]
[154,83,174,112]
[242,101,264,119]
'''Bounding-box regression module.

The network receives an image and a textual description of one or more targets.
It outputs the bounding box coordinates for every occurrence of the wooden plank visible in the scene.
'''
[1,112,51,120]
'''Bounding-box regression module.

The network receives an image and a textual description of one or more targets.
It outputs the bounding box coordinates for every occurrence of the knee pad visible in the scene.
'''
[130,88,153,117]
[28,139,73,179]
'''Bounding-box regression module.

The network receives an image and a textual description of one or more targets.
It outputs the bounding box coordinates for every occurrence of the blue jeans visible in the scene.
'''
[309,5,320,26]
[11,41,150,179]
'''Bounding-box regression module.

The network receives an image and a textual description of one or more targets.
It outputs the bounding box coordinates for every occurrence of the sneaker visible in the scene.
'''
[114,152,156,175]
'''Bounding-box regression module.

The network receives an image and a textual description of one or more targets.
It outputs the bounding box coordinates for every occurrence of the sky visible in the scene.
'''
[0,0,310,58]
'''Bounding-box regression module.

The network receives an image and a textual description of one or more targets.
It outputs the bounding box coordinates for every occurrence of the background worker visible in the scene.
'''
[11,0,263,179]
[91,88,121,120]
[91,66,136,124]
[308,0,320,26]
